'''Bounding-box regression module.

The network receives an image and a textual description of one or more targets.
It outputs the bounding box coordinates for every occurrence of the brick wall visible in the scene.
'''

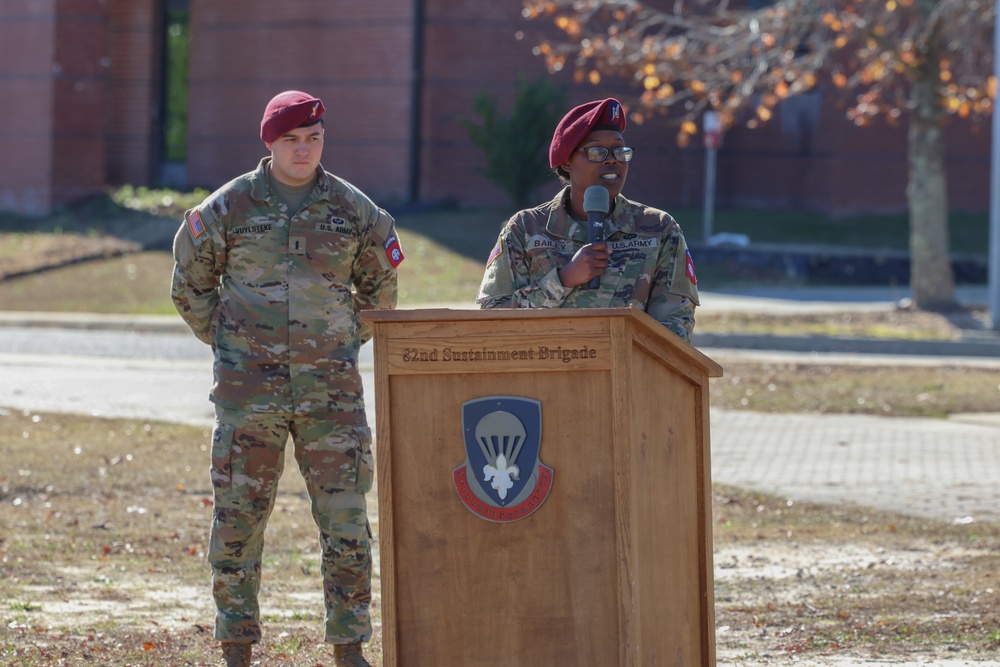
[50,0,109,206]
[1,0,58,214]
[184,0,415,203]
[105,0,160,187]
[418,0,560,208]
[709,88,990,217]
[0,0,135,214]
[415,1,990,218]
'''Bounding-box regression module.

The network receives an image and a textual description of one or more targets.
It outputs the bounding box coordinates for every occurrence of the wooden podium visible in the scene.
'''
[362,307,723,666]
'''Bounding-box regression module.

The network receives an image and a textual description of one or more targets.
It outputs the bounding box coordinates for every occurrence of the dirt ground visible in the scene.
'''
[3,467,997,665]
[713,540,999,665]
[710,488,1000,666]
[5,527,996,666]
[8,544,994,666]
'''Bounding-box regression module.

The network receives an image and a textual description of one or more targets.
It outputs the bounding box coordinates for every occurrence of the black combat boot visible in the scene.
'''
[221,641,252,667]
[333,642,371,667]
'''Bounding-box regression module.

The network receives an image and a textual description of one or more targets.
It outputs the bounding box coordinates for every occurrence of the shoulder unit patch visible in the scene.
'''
[383,233,404,267]
[685,248,697,285]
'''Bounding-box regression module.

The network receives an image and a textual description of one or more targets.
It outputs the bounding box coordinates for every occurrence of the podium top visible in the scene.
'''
[361,306,723,378]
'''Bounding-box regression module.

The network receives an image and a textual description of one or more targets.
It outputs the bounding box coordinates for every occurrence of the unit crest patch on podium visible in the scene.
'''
[453,396,553,523]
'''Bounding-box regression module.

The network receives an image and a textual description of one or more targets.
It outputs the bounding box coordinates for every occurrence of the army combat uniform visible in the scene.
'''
[477,186,699,341]
[171,157,400,646]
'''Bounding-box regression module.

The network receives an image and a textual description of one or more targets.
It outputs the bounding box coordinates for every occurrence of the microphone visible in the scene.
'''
[583,185,609,289]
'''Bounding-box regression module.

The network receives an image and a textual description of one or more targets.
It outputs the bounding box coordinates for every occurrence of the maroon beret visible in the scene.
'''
[549,98,627,168]
[260,90,326,143]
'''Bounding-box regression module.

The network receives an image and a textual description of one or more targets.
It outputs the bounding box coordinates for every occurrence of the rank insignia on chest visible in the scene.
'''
[383,234,405,267]
[453,396,554,523]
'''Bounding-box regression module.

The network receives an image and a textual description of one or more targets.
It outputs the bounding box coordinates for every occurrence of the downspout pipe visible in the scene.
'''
[989,0,1000,329]
[407,0,425,204]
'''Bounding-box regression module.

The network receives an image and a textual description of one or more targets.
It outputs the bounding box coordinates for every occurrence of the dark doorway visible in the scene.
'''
[160,0,189,187]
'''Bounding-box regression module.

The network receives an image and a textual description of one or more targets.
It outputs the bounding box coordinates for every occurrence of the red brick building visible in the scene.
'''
[0,0,991,218]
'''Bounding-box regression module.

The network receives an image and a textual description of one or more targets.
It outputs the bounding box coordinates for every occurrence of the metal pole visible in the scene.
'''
[407,0,426,204]
[990,0,1000,329]
[703,147,716,243]
[702,111,720,244]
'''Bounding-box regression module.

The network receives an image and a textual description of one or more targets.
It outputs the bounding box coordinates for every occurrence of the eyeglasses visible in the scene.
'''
[574,146,634,163]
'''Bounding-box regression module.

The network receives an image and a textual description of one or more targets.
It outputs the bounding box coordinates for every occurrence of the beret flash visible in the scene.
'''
[260,90,326,144]
[549,98,627,168]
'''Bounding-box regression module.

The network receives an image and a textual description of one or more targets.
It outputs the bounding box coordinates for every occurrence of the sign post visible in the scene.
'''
[989,0,1000,329]
[702,111,722,244]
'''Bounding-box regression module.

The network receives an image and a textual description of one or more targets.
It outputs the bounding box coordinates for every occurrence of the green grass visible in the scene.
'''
[0,186,989,312]
[394,210,498,304]
[390,203,991,262]
[710,359,1000,418]
[0,186,989,257]
[671,207,988,254]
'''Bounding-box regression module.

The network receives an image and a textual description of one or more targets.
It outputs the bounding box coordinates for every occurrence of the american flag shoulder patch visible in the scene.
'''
[187,210,207,241]
[383,234,404,267]
[486,240,503,267]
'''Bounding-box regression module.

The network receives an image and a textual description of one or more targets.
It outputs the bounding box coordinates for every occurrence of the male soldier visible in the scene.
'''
[171,90,402,667]
[477,97,698,341]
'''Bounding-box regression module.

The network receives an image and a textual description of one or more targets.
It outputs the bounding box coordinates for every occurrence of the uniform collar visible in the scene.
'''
[250,157,331,207]
[544,186,635,240]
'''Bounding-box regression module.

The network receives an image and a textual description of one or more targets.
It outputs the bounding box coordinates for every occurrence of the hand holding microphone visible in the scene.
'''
[557,186,611,289]
[583,185,609,289]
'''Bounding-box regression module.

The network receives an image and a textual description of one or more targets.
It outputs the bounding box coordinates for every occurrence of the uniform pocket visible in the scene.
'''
[211,410,286,513]
[210,420,236,508]
[353,425,374,495]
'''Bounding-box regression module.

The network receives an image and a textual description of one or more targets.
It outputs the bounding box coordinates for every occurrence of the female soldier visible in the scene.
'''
[477,98,699,341]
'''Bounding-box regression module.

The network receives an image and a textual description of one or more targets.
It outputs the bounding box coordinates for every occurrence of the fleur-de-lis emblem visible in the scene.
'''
[475,411,525,500]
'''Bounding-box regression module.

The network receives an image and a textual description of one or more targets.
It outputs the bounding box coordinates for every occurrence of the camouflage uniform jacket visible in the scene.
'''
[171,158,400,420]
[477,187,699,341]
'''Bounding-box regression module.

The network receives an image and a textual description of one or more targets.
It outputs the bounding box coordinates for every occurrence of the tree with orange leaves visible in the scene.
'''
[522,0,996,310]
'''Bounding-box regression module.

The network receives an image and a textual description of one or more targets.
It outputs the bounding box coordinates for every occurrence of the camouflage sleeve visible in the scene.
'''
[476,221,569,310]
[352,206,400,344]
[646,227,700,342]
[170,207,226,345]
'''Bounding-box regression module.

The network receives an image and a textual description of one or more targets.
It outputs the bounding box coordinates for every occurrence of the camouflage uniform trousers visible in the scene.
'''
[208,405,374,645]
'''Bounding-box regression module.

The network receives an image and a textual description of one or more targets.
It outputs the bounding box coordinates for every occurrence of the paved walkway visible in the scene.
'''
[704,285,1000,524]
[710,408,1000,523]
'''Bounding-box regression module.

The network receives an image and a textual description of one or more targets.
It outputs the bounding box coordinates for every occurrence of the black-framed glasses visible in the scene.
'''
[574,146,634,163]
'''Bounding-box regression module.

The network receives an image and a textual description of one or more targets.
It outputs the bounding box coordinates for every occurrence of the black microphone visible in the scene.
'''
[583,185,609,289]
